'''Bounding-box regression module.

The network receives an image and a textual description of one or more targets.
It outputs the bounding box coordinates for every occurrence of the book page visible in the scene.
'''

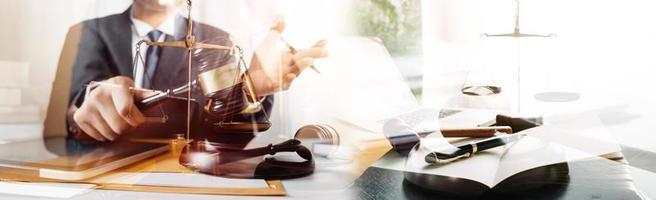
[493,136,569,185]
[494,116,621,185]
[438,109,500,129]
[404,137,502,187]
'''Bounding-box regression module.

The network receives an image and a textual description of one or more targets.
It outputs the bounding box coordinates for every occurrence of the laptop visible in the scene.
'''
[0,136,169,180]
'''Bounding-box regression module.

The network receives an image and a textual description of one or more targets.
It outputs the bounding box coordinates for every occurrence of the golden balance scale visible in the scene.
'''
[68,0,314,179]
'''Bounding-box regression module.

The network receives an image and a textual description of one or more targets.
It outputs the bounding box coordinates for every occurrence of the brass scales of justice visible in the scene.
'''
[130,0,314,179]
[65,0,316,179]
[66,0,270,144]
[132,0,270,139]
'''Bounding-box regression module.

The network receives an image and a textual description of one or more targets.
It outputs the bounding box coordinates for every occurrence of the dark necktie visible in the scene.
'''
[143,30,163,89]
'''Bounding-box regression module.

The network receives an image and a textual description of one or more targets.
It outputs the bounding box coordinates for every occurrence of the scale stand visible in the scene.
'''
[132,0,270,142]
[476,0,577,113]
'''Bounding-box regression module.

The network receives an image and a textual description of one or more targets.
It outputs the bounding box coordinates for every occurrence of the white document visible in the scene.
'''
[94,172,270,188]
[437,108,500,129]
[0,182,94,199]
[284,37,419,133]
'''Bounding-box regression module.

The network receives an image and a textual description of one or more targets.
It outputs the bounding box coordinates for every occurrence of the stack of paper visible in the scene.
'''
[0,61,41,142]
[0,61,39,122]
[0,61,29,88]
[0,106,40,123]
[0,88,21,106]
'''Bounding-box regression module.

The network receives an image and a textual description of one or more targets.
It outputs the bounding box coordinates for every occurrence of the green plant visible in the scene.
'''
[353,0,422,56]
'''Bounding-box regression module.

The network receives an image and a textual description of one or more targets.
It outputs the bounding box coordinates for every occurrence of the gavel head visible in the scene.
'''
[193,42,263,119]
[196,64,266,120]
[197,65,244,117]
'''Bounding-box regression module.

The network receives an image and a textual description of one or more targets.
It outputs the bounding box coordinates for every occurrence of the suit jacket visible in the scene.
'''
[67,7,272,140]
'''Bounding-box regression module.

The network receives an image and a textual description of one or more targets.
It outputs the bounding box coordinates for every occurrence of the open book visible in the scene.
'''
[403,116,621,197]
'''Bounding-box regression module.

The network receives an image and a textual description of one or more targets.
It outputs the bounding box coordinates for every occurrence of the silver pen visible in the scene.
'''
[281,38,321,74]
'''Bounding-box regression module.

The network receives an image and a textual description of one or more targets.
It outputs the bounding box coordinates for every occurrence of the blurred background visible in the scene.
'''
[0,0,655,148]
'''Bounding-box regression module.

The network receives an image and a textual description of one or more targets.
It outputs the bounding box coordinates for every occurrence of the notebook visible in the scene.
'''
[403,115,622,196]
[0,136,168,180]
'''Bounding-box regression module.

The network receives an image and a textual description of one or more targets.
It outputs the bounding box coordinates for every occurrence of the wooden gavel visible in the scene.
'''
[68,65,266,143]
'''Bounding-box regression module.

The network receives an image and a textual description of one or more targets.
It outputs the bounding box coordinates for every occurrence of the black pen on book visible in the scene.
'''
[425,133,527,165]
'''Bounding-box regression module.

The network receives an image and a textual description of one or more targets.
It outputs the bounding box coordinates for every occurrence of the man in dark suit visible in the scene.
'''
[67,0,327,142]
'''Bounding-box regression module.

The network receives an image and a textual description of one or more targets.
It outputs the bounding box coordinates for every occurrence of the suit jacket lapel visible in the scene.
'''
[153,34,187,90]
[171,15,191,77]
[152,15,192,90]
[111,7,134,78]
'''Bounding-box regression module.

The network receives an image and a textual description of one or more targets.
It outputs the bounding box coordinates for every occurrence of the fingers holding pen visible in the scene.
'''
[110,81,145,127]
[291,40,329,72]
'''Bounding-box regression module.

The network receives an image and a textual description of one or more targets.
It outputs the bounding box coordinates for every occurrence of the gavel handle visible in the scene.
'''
[140,83,194,107]
[67,92,175,143]
[209,139,303,164]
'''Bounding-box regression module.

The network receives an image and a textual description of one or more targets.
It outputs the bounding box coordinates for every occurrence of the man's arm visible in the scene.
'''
[67,21,145,142]
[68,20,115,108]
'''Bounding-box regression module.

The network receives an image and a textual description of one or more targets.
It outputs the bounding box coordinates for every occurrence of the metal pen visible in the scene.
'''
[425,133,526,164]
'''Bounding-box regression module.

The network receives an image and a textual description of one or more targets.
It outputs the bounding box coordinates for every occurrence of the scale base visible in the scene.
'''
[534,92,580,102]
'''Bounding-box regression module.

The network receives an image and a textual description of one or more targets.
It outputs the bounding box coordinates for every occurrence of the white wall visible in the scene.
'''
[422,0,656,114]
[0,0,21,61]
[0,0,132,120]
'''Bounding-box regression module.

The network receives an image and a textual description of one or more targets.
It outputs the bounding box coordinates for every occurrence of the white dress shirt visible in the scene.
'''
[130,8,178,88]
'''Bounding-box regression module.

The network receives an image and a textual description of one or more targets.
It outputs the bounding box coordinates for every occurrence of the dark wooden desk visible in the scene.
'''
[352,146,653,200]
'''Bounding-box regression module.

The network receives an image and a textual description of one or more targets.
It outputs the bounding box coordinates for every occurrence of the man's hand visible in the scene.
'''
[247,18,329,96]
[73,76,146,141]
